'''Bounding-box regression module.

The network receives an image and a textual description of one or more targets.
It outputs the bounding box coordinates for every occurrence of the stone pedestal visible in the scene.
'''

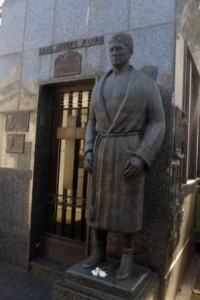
[53,259,160,300]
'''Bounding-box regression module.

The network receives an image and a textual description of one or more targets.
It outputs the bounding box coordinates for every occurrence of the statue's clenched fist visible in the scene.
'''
[84,151,93,174]
[124,156,145,179]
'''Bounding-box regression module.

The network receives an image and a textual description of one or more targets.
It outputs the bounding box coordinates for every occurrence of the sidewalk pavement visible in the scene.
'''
[176,251,200,300]
[1,252,200,300]
[0,262,53,300]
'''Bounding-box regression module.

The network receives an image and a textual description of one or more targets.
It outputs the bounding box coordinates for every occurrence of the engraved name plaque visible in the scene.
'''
[39,35,104,55]
[6,134,25,154]
[6,112,30,132]
[54,51,82,77]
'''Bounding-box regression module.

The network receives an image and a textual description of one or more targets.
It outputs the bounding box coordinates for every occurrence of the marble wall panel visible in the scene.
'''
[0,230,29,269]
[53,0,89,44]
[24,0,55,51]
[100,24,175,92]
[0,169,14,233]
[84,45,103,76]
[97,34,113,74]
[16,142,32,171]
[39,54,52,82]
[0,114,16,168]
[0,168,31,237]
[0,114,6,168]
[131,23,175,90]
[129,0,175,30]
[88,0,129,37]
[20,50,40,111]
[12,170,32,236]
[1,150,15,169]
[0,0,26,55]
[0,53,22,112]
[26,112,37,144]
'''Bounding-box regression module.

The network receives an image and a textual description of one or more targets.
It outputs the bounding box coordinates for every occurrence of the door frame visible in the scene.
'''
[29,78,95,265]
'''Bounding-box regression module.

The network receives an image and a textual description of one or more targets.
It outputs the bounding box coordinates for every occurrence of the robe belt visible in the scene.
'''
[97,131,141,138]
[85,132,141,155]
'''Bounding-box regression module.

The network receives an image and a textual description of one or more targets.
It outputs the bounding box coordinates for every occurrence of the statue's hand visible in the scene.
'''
[124,156,145,179]
[84,151,93,174]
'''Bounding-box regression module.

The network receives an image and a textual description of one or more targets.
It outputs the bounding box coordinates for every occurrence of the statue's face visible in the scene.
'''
[109,41,131,68]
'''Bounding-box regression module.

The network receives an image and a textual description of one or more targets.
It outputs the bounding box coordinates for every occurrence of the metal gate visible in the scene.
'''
[44,89,91,241]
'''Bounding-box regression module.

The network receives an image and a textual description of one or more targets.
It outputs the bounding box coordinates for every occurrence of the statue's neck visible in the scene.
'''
[112,64,130,75]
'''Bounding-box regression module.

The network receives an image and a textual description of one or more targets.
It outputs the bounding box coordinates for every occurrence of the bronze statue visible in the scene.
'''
[82,32,165,280]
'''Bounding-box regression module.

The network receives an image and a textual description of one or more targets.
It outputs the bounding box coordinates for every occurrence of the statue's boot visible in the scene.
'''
[115,248,134,280]
[82,242,106,268]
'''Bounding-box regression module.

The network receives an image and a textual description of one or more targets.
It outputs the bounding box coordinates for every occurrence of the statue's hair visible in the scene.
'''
[110,32,134,54]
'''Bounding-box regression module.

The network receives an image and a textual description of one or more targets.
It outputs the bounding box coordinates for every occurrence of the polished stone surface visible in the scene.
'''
[21,50,40,84]
[24,0,55,51]
[88,0,129,37]
[0,53,22,112]
[0,168,32,268]
[53,0,88,44]
[0,231,29,269]
[12,170,32,235]
[16,142,32,170]
[20,49,40,110]
[39,54,52,81]
[131,23,175,86]
[84,45,103,76]
[129,0,175,29]
[0,0,26,55]
[0,169,32,236]
[99,24,175,86]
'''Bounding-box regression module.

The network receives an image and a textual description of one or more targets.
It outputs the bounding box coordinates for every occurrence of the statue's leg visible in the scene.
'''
[82,229,107,268]
[115,232,140,280]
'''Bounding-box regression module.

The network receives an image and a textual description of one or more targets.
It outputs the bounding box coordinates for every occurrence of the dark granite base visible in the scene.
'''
[53,259,160,300]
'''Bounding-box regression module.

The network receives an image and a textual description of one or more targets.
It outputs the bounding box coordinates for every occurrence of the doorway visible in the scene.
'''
[31,79,94,266]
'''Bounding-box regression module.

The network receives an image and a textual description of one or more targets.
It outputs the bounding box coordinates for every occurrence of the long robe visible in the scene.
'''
[85,66,165,233]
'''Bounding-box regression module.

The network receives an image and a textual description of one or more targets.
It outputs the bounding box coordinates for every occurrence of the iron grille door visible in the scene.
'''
[45,90,91,241]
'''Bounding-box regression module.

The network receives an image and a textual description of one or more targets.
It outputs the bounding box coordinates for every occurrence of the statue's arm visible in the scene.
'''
[134,81,165,167]
[84,120,96,173]
[84,91,97,173]
[85,120,96,154]
[124,81,165,178]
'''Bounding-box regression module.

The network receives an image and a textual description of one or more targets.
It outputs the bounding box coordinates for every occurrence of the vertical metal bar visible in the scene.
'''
[88,90,91,106]
[61,191,67,235]
[81,168,88,241]
[70,139,79,239]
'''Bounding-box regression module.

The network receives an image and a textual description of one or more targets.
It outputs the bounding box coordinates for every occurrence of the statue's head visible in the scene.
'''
[109,32,133,68]
[110,32,133,54]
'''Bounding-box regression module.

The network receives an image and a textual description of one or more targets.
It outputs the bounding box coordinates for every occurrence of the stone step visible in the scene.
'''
[29,258,67,282]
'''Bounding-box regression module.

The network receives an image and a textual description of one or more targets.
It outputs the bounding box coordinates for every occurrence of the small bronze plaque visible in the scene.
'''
[6,112,30,132]
[54,51,82,77]
[6,134,25,154]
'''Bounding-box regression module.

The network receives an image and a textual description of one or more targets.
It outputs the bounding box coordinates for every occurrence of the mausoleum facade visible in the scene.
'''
[0,1,199,299]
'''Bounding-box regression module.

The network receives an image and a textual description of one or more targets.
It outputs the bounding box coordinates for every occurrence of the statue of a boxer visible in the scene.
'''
[83,32,165,280]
